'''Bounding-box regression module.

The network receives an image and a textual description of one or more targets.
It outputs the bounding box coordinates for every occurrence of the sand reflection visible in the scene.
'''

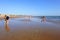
[5,22,10,32]
[20,19,31,23]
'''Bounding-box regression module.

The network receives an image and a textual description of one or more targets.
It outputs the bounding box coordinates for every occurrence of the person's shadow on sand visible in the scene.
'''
[5,22,10,32]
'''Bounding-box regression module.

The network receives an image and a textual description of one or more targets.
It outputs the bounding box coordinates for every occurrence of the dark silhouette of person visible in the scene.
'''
[4,15,9,24]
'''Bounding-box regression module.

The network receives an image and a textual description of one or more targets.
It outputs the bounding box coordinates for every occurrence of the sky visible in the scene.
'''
[0,0,60,16]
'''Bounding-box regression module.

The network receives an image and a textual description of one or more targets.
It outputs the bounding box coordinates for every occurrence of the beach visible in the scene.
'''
[0,18,60,40]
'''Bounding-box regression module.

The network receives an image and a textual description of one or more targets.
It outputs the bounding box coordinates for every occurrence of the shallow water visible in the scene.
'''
[0,18,60,40]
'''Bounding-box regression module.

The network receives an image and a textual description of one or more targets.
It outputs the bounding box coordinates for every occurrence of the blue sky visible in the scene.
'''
[0,0,60,16]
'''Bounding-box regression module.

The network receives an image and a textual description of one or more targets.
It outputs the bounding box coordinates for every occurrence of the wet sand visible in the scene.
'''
[0,18,60,40]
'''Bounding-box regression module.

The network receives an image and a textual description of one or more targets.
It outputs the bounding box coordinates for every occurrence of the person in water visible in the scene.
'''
[41,16,46,22]
[4,15,9,24]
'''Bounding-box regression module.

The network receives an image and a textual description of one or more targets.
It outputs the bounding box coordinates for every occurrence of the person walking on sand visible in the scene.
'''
[4,15,10,24]
[41,16,46,22]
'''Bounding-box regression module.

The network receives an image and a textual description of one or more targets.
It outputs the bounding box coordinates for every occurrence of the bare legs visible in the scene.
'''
[5,20,10,32]
[41,18,46,22]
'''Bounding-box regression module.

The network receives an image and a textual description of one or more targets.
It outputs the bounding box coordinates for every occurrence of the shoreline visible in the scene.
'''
[0,18,60,40]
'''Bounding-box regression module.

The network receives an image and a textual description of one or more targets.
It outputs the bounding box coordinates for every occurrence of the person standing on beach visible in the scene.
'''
[41,16,46,22]
[4,15,10,24]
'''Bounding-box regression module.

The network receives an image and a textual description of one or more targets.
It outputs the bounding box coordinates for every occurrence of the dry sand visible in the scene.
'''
[0,18,60,40]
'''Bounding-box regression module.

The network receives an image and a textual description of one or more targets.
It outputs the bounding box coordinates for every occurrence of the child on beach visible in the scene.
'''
[41,16,46,22]
[4,15,10,24]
